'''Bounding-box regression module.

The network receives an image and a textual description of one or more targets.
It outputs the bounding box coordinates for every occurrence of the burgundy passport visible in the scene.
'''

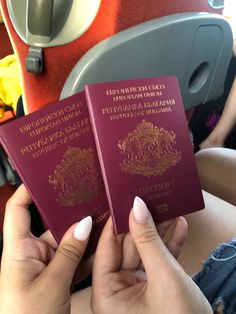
[85,76,204,234]
[0,92,109,254]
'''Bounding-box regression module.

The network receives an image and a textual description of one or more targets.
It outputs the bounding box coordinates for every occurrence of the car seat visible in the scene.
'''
[0,0,224,113]
[60,12,232,111]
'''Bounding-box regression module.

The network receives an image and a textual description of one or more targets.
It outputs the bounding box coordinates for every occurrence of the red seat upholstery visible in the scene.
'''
[0,23,13,59]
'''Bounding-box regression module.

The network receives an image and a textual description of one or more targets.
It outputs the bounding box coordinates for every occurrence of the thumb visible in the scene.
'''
[43,216,92,291]
[129,197,180,285]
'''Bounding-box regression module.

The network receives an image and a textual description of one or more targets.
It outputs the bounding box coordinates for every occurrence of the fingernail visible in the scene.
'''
[133,270,147,283]
[133,196,150,224]
[73,216,92,241]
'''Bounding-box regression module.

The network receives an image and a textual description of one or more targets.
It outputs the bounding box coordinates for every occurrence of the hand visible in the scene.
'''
[0,184,93,314]
[117,214,188,276]
[92,197,212,314]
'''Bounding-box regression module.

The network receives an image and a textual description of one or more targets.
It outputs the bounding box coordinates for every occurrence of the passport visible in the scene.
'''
[0,77,204,243]
[0,92,109,255]
[85,76,204,234]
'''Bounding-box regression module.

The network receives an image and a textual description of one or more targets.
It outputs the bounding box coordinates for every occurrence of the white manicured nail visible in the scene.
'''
[133,196,150,224]
[73,216,92,241]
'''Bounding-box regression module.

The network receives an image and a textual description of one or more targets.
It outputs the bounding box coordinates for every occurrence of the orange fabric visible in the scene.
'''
[0,0,223,114]
[0,109,15,124]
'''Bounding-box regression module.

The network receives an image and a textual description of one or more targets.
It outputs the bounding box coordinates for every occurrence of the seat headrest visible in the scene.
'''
[6,0,101,47]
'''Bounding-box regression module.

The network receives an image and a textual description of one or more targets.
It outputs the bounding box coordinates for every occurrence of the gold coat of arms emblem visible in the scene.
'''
[49,146,104,206]
[118,120,182,177]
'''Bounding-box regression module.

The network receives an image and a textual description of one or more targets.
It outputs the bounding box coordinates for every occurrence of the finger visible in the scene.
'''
[121,232,140,271]
[157,219,174,239]
[73,254,94,284]
[129,197,182,284]
[39,230,58,250]
[165,217,188,259]
[3,184,32,243]
[93,217,124,279]
[41,216,92,291]
[135,218,186,271]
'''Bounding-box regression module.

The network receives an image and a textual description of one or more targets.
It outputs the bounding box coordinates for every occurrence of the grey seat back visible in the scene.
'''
[61,12,233,110]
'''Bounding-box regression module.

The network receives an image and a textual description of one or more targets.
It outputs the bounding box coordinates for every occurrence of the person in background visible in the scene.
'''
[199,40,236,150]
[199,76,236,149]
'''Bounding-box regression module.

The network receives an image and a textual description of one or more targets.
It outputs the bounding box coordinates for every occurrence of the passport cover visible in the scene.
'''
[0,92,109,254]
[85,76,204,234]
